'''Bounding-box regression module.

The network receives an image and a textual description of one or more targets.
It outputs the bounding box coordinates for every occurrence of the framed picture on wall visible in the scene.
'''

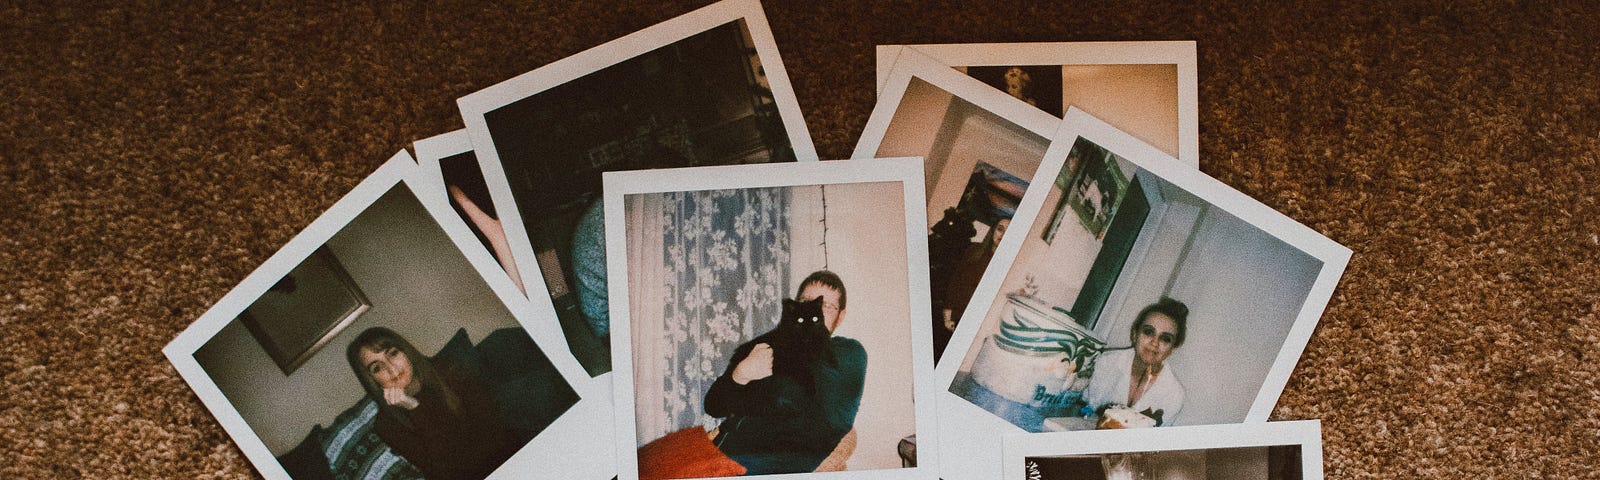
[237,245,372,375]
[1066,144,1130,240]
[956,162,1030,227]
[1041,139,1131,244]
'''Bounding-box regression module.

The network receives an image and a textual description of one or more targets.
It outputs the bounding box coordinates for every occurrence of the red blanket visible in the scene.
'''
[637,426,747,480]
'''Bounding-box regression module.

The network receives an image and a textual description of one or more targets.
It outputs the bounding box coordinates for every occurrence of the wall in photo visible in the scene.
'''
[874,77,1049,228]
[790,181,916,471]
[954,62,1179,158]
[1059,64,1180,159]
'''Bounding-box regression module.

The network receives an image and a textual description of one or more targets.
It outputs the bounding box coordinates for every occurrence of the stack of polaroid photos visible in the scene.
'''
[165,1,1349,480]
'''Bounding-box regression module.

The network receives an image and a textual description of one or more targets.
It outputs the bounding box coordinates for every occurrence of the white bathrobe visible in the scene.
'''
[1083,348,1185,426]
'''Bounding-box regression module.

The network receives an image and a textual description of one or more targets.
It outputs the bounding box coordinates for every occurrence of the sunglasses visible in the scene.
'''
[1139,324,1177,345]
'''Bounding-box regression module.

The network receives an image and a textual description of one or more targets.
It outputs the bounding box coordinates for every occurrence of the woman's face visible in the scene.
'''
[1135,313,1179,366]
[360,344,415,391]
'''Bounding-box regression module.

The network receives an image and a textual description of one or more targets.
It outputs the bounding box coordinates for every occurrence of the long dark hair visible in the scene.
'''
[345,327,463,422]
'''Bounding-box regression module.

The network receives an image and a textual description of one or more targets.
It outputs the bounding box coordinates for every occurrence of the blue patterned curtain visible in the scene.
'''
[655,187,790,436]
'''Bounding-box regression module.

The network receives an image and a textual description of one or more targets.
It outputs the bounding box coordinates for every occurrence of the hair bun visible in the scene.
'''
[1158,297,1189,318]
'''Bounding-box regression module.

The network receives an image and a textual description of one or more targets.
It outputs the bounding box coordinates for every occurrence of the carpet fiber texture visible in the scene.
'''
[3,1,1598,478]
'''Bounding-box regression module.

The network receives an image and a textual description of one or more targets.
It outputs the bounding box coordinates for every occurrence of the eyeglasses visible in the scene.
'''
[1138,324,1176,345]
[801,295,841,314]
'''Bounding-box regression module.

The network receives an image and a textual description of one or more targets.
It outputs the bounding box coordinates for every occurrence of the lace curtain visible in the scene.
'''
[632,187,791,444]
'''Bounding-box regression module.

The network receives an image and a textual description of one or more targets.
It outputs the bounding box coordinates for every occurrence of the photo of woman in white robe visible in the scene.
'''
[1083,297,1188,427]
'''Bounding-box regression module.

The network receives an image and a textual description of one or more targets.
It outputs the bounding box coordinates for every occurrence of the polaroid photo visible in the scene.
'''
[458,0,817,378]
[604,158,938,480]
[412,130,528,296]
[412,131,616,375]
[930,109,1351,480]
[164,153,614,480]
[850,46,1062,364]
[1004,420,1324,480]
[875,41,1199,166]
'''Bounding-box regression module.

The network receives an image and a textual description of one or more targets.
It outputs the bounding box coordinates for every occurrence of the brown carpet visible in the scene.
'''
[4,1,1598,478]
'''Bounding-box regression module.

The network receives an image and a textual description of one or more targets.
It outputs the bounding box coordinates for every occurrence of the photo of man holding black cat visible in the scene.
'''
[622,181,923,479]
[703,271,868,475]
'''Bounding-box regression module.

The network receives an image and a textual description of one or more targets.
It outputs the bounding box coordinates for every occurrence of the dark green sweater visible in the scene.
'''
[704,336,867,474]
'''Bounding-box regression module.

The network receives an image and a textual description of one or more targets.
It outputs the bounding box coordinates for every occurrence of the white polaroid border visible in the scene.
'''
[875,41,1200,167]
[458,0,818,380]
[410,130,472,209]
[412,130,530,298]
[1002,420,1324,480]
[930,109,1351,480]
[852,46,1063,230]
[603,158,940,480]
[163,152,614,480]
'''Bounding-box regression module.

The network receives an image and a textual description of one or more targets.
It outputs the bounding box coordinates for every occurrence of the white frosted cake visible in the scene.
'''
[969,336,1075,405]
[1097,405,1158,429]
[967,295,1103,407]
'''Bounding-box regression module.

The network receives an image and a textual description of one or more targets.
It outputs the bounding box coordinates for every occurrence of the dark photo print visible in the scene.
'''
[966,65,1063,117]
[481,18,797,376]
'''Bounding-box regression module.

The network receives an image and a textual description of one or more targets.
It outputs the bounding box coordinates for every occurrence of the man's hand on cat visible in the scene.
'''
[733,343,774,385]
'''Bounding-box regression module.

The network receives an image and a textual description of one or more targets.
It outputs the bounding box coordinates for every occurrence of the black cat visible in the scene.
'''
[727,297,835,396]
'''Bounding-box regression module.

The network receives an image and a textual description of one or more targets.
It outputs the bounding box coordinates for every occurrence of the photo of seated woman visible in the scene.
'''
[949,135,1331,433]
[190,186,582,480]
[623,182,920,478]
[1081,298,1188,429]
[346,327,526,480]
